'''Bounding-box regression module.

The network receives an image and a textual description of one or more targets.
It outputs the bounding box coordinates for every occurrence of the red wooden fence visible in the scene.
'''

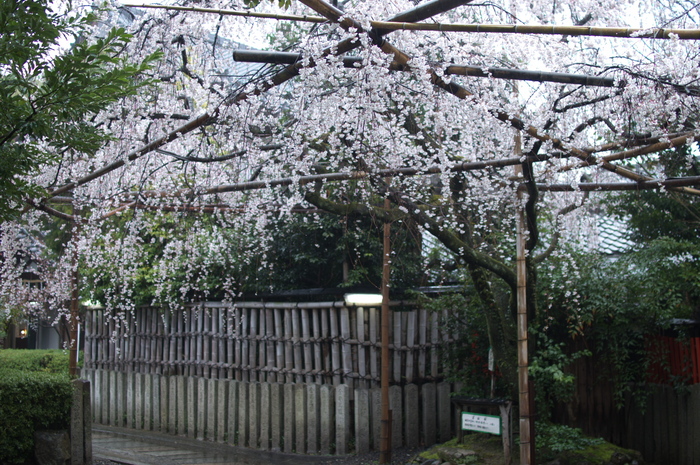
[646,336,700,385]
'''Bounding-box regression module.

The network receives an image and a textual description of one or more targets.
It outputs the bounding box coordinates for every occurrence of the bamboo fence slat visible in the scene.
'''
[274,308,285,383]
[418,310,427,379]
[349,307,358,384]
[312,308,323,384]
[291,307,302,383]
[356,307,367,388]
[369,306,378,381]
[393,310,402,383]
[320,308,331,385]
[149,309,157,373]
[330,307,341,386]
[284,308,294,383]
[405,310,416,383]
[140,309,148,372]
[226,308,235,379]
[217,308,226,378]
[259,307,267,380]
[127,312,136,372]
[266,307,276,383]
[340,306,353,391]
[203,310,211,378]
[249,307,258,382]
[233,307,241,380]
[83,302,458,387]
[187,310,193,375]
[302,308,313,384]
[211,308,219,377]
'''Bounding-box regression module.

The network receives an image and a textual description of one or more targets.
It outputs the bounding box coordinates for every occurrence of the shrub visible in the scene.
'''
[0,369,73,464]
[536,422,604,462]
[0,349,72,374]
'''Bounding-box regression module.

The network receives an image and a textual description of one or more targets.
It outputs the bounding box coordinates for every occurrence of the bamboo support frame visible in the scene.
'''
[123,3,700,40]
[80,151,699,219]
[234,50,618,87]
[35,0,472,208]
[282,0,700,198]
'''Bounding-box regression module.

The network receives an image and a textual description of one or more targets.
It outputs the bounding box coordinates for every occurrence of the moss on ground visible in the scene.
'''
[417,433,514,465]
[415,435,644,465]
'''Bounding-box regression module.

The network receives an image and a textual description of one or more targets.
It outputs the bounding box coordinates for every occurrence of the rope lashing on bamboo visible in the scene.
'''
[233,50,619,87]
[122,3,700,40]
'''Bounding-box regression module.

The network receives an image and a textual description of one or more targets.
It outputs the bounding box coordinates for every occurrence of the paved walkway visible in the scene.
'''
[93,425,332,465]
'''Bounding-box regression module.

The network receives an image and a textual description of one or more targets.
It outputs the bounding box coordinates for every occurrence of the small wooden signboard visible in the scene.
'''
[461,411,502,435]
[451,397,513,465]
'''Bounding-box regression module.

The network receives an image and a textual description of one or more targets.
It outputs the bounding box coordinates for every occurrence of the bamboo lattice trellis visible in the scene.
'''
[83,301,453,388]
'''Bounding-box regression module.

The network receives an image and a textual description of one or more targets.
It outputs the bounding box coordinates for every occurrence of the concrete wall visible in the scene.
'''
[83,368,458,455]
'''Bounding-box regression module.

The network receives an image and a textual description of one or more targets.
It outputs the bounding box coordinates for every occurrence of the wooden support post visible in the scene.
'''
[515,133,535,465]
[380,195,392,464]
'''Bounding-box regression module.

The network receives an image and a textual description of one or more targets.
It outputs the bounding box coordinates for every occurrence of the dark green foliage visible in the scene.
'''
[529,329,590,420]
[0,0,162,220]
[412,291,511,398]
[606,147,700,242]
[0,368,72,464]
[536,422,604,462]
[244,212,424,294]
[0,349,71,374]
[537,238,700,407]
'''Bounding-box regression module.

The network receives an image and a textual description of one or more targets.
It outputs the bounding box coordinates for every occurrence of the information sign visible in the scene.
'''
[461,412,501,435]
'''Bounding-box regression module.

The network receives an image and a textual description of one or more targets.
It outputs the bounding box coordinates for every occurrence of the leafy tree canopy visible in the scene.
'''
[606,147,700,242]
[0,0,161,220]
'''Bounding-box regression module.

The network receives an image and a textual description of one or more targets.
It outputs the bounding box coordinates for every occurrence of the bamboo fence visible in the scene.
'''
[83,301,452,388]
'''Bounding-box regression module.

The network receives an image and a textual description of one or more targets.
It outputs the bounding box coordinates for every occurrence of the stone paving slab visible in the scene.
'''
[93,425,331,465]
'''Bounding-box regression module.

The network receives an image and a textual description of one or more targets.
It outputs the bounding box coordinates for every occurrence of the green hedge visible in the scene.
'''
[0,369,73,464]
[0,349,71,374]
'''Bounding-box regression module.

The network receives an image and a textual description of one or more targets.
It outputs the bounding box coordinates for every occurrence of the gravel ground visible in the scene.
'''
[317,447,425,465]
[93,447,425,465]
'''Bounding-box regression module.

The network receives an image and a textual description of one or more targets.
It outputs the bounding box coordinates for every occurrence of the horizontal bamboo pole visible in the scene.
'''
[122,3,329,22]
[559,132,700,172]
[122,4,700,40]
[96,157,700,206]
[234,50,618,87]
[370,21,700,40]
[445,65,617,87]
[538,176,700,191]
[131,154,552,200]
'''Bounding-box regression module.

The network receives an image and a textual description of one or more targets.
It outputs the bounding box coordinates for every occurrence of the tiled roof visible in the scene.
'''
[595,216,636,255]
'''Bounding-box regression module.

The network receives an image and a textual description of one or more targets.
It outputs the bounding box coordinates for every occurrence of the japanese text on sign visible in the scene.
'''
[461,412,501,435]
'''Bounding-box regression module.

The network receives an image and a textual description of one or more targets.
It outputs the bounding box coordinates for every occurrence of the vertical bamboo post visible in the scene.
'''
[380,195,392,464]
[69,205,80,377]
[515,131,535,465]
[266,306,276,383]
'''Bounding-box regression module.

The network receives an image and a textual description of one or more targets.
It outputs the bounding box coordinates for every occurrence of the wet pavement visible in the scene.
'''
[92,425,331,465]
